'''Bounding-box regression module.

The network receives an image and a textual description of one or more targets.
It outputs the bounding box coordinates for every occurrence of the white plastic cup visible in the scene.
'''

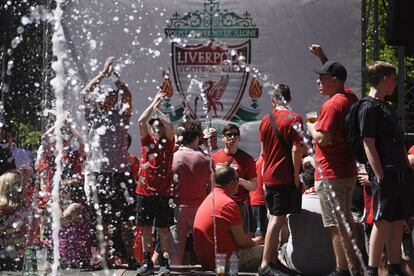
[306,111,318,123]
[36,248,48,272]
[356,163,367,174]
[215,253,226,276]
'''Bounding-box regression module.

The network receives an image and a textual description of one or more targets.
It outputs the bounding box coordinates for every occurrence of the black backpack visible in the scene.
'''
[345,97,378,163]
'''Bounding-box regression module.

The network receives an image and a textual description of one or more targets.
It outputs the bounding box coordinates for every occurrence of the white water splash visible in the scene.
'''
[49,0,66,274]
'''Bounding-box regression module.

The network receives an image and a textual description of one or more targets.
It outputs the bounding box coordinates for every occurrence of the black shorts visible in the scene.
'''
[265,183,302,216]
[90,172,135,225]
[371,168,413,222]
[136,195,174,228]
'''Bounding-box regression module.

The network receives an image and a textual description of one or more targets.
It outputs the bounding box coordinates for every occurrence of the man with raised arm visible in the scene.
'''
[136,91,175,276]
[306,52,359,275]
[83,56,135,267]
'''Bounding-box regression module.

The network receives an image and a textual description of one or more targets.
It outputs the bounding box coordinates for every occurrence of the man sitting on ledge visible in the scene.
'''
[193,165,263,272]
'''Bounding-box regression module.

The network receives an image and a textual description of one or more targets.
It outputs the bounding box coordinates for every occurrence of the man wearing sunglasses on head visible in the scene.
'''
[258,84,304,276]
[211,124,257,236]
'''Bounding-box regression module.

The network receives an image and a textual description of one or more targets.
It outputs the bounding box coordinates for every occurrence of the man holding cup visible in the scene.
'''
[305,111,318,124]
[307,61,359,276]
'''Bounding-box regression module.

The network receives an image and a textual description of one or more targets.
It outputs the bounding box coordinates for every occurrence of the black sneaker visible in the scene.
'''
[366,267,378,276]
[327,268,351,276]
[136,261,154,276]
[387,272,408,276]
[158,265,171,276]
[258,264,290,276]
[127,258,140,270]
[350,267,361,276]
[158,253,170,275]
[271,260,294,274]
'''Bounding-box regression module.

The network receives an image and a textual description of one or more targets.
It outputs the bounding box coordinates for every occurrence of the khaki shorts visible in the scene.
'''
[315,177,356,227]
[238,245,264,272]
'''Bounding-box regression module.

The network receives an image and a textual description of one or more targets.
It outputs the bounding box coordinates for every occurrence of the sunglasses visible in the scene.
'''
[225,132,240,138]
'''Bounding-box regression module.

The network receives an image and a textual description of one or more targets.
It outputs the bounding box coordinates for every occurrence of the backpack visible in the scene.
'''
[345,96,378,163]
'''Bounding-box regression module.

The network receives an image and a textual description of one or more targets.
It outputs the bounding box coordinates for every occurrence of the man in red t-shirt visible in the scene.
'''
[249,155,267,241]
[136,91,175,275]
[212,124,257,235]
[193,165,262,272]
[307,59,358,276]
[258,84,304,276]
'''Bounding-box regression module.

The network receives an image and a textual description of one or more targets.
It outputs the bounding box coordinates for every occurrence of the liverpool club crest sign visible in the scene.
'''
[164,0,261,124]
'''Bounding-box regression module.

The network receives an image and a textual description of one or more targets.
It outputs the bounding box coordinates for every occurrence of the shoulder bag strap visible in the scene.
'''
[268,112,292,157]
[224,156,235,167]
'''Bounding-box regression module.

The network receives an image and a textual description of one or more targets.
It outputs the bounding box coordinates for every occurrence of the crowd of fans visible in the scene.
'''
[0,45,413,276]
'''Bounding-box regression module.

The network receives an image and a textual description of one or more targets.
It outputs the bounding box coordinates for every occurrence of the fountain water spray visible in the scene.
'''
[49,0,66,274]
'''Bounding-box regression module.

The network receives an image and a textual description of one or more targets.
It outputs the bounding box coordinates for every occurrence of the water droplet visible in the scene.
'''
[11,36,22,49]
[21,16,31,25]
[89,39,96,50]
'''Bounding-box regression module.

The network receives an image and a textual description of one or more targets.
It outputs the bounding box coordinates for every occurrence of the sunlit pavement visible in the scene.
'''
[2,265,258,275]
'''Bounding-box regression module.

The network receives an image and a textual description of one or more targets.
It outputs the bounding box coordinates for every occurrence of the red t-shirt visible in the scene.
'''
[129,154,140,181]
[212,149,256,202]
[259,109,303,187]
[408,145,414,155]
[249,156,265,206]
[61,149,83,179]
[363,184,373,224]
[172,146,211,207]
[344,86,359,103]
[193,187,242,270]
[315,92,357,180]
[136,135,175,197]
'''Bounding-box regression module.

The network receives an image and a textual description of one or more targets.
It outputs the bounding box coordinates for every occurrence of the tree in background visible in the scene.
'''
[364,0,414,90]
[0,0,48,149]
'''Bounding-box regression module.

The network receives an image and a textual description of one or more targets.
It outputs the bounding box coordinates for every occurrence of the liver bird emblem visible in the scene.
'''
[203,74,229,117]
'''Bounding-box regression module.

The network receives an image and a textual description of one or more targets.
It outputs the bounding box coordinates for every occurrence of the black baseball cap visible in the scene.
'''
[314,61,347,82]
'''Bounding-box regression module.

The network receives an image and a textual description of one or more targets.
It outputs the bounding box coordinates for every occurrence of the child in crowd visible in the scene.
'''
[0,171,37,270]
[250,155,267,243]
